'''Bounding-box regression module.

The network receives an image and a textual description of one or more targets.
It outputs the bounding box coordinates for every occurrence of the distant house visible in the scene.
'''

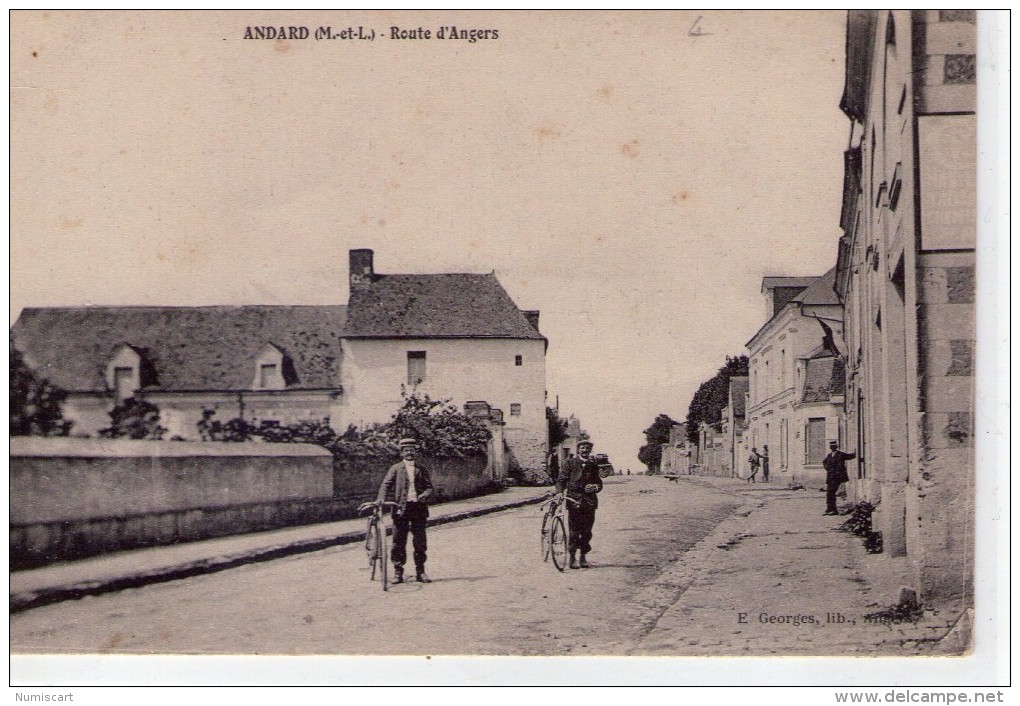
[11,249,549,472]
[10,306,347,440]
[660,422,693,477]
[722,376,748,478]
[745,268,844,484]
[339,249,548,472]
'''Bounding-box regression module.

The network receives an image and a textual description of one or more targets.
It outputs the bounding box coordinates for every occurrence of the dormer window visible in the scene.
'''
[114,366,135,403]
[260,364,278,389]
[106,344,147,402]
[254,343,292,391]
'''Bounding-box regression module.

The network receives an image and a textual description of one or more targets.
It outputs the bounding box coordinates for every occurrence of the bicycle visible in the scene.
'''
[539,493,580,571]
[358,501,398,591]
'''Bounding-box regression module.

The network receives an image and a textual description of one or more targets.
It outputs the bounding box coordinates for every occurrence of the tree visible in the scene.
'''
[638,413,678,473]
[10,344,73,437]
[99,396,167,440]
[546,407,569,449]
[685,355,749,444]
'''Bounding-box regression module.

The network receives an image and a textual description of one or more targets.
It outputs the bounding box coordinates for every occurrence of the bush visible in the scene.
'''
[196,390,491,466]
[99,396,166,440]
[10,344,73,437]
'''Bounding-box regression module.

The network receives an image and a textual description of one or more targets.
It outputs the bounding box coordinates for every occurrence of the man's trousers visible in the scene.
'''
[391,502,428,570]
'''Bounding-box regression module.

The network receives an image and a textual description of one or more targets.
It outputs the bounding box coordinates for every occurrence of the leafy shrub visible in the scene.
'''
[196,390,491,464]
[99,396,166,440]
[10,344,73,437]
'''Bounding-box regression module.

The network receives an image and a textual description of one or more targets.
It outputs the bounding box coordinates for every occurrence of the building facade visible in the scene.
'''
[746,270,845,485]
[11,249,549,473]
[835,10,976,609]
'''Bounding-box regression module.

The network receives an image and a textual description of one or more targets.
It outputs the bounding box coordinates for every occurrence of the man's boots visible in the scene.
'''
[569,550,579,569]
[416,568,432,583]
[579,553,589,568]
[393,565,404,584]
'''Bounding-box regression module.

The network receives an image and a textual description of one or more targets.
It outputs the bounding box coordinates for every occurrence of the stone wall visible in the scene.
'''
[11,437,498,568]
[911,255,975,607]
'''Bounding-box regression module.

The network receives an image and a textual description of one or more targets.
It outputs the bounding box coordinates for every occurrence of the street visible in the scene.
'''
[10,476,741,656]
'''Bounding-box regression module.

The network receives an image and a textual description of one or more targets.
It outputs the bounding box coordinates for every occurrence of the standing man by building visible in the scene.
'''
[377,438,435,583]
[556,438,603,569]
[761,445,770,483]
[747,447,761,483]
[822,440,855,516]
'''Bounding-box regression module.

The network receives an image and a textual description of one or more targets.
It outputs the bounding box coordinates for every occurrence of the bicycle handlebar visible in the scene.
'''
[540,493,581,509]
[358,501,400,515]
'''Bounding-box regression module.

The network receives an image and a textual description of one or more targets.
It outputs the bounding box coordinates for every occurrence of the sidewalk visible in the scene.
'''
[10,485,551,614]
[628,475,971,656]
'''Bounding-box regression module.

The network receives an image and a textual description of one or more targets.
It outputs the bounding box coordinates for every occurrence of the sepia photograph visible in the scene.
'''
[8,10,1007,690]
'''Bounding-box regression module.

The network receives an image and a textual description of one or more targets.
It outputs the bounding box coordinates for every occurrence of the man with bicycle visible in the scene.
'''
[376,437,435,584]
[556,437,603,569]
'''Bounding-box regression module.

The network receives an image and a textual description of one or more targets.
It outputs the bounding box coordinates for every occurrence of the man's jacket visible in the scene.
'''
[377,460,435,516]
[822,451,855,484]
[556,456,603,509]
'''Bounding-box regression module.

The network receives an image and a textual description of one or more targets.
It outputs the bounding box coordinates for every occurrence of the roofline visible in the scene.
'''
[17,304,347,312]
[343,334,547,342]
[60,387,343,396]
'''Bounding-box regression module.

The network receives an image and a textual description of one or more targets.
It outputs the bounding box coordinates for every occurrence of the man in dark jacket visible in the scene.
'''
[377,438,435,583]
[822,440,855,515]
[556,438,603,568]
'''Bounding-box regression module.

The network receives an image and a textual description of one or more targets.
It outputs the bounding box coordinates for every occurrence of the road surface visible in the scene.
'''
[10,475,741,656]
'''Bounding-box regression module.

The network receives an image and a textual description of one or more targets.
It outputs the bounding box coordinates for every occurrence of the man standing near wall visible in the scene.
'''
[822,440,855,516]
[556,438,603,569]
[377,438,435,583]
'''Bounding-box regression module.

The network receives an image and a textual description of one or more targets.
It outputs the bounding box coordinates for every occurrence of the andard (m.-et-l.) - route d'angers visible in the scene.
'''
[242,25,499,43]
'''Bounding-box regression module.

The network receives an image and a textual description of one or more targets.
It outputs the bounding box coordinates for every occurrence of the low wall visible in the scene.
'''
[334,453,494,503]
[11,438,497,568]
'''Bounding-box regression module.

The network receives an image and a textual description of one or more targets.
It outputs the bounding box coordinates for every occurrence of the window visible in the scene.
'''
[407,351,426,385]
[515,355,523,366]
[114,366,135,402]
[806,417,827,465]
[510,403,522,416]
[259,363,277,389]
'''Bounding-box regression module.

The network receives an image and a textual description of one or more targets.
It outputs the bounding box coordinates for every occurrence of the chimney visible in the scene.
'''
[349,249,374,290]
[523,310,540,331]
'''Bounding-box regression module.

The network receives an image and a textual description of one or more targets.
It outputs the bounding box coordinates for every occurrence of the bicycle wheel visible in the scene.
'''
[550,517,568,572]
[377,519,389,591]
[366,518,379,580]
[540,509,553,561]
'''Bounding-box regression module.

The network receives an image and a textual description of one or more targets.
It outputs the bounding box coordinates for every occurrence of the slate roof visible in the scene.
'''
[761,276,816,293]
[729,376,749,418]
[11,306,346,393]
[801,355,846,404]
[791,266,840,306]
[343,273,545,340]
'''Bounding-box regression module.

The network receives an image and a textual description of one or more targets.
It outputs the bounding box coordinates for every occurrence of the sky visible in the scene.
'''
[10,10,850,470]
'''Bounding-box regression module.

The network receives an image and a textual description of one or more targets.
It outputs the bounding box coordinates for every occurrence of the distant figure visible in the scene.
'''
[556,438,603,569]
[761,445,770,482]
[626,468,631,476]
[822,440,856,515]
[747,448,760,483]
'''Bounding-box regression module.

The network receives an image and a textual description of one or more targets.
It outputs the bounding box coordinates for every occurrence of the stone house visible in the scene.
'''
[660,422,693,477]
[745,269,845,485]
[11,249,548,474]
[835,10,975,610]
[721,376,748,479]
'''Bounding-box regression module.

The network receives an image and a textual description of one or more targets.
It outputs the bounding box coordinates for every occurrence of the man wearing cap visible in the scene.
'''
[822,440,855,516]
[377,438,435,583]
[555,437,603,569]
